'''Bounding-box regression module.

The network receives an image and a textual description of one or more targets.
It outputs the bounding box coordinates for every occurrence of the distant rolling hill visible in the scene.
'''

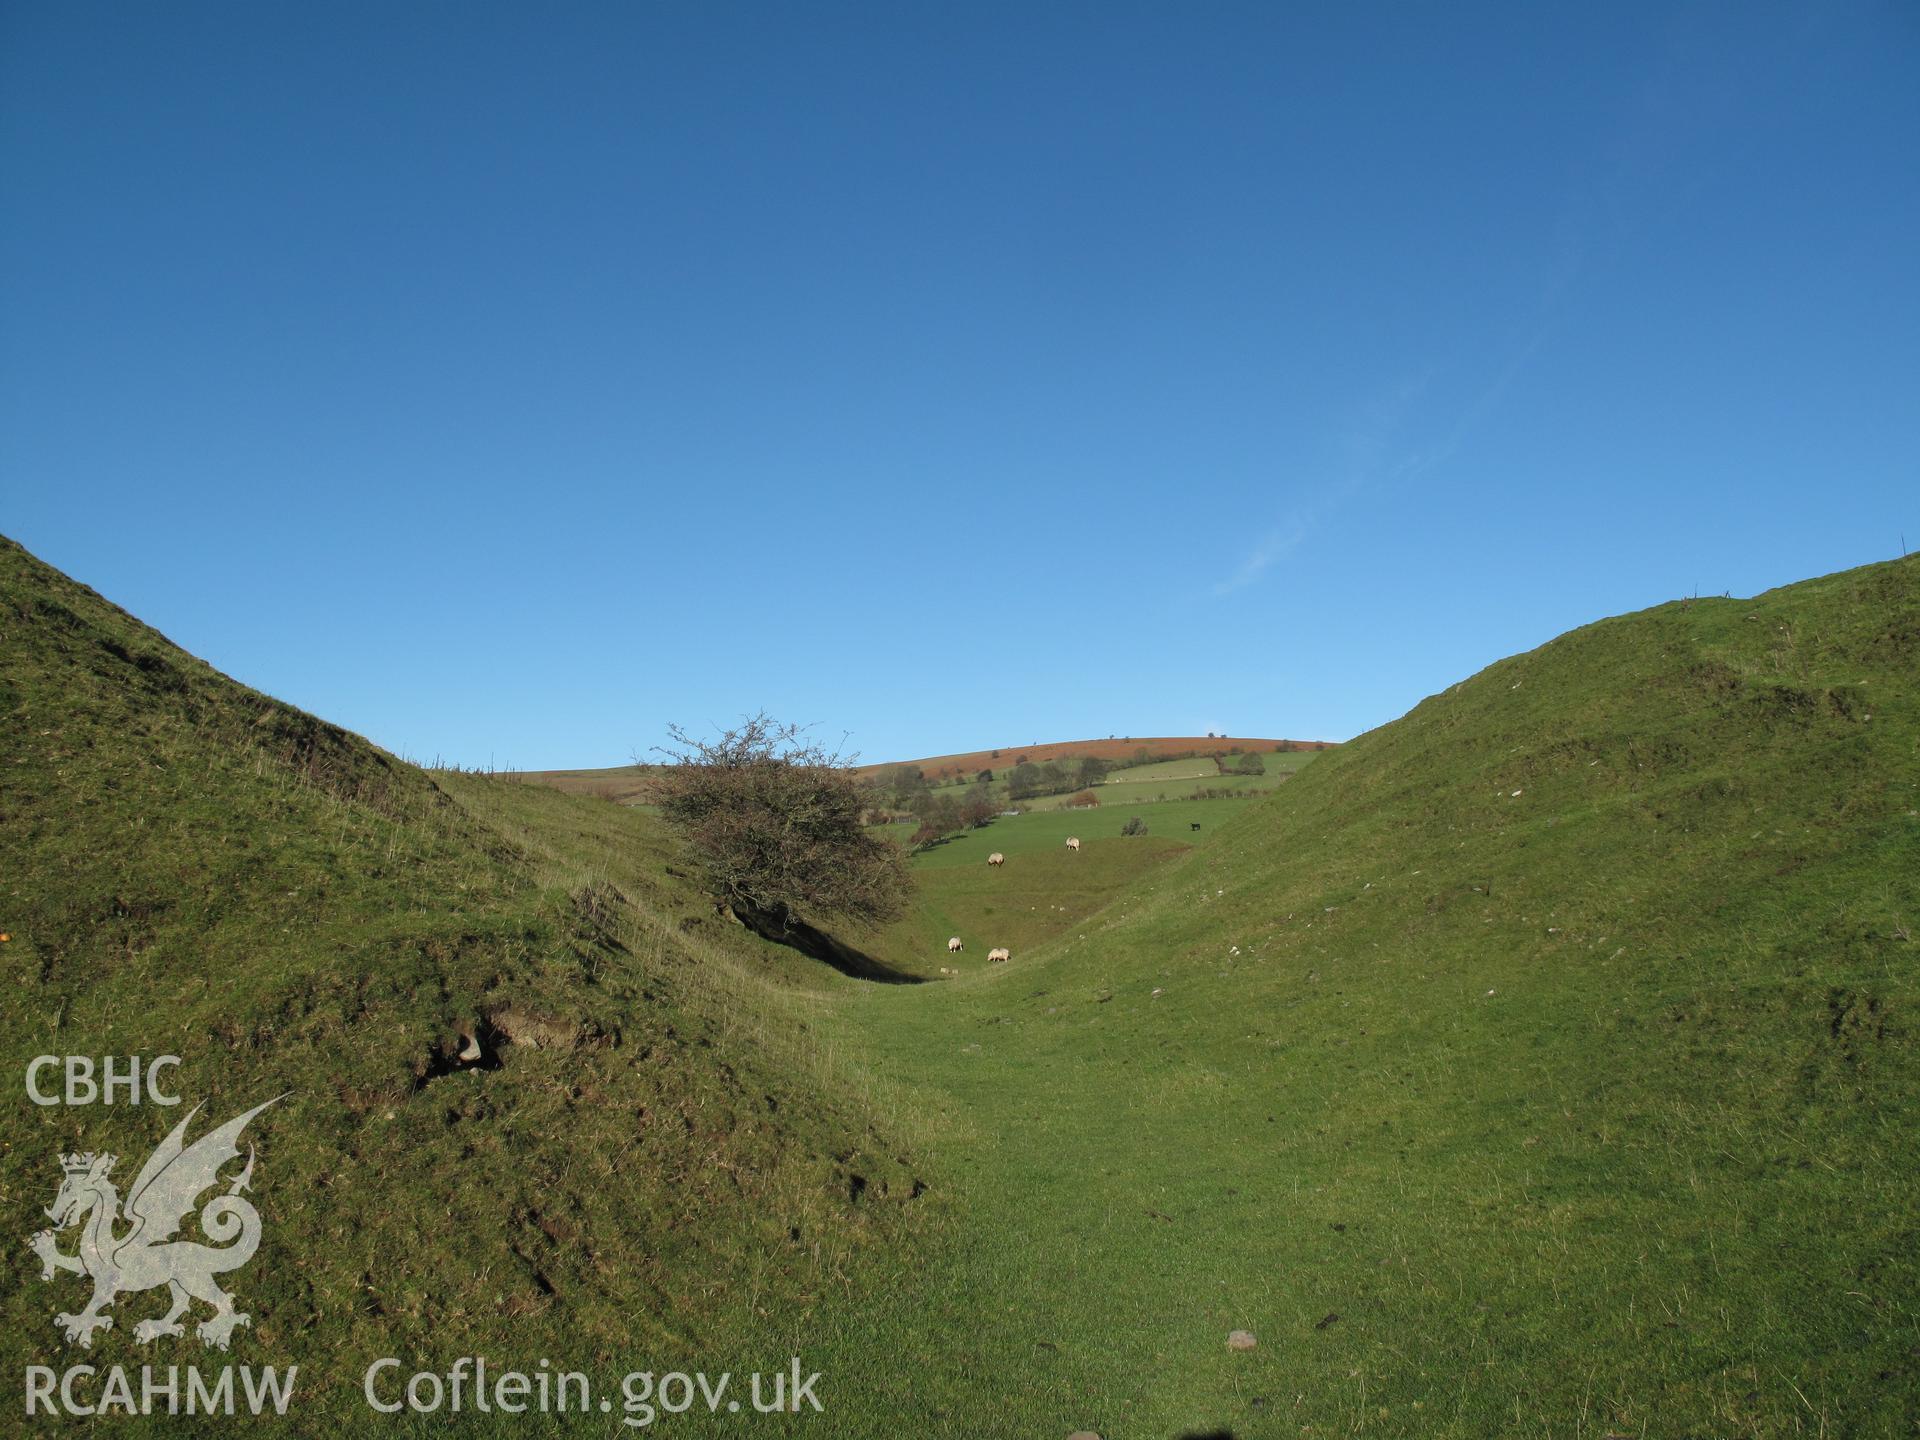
[516,734,1338,804]
[852,734,1337,781]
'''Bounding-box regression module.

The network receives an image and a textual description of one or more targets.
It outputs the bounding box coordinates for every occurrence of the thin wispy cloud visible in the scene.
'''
[1210,374,1428,599]
[1210,227,1588,604]
[1213,520,1308,596]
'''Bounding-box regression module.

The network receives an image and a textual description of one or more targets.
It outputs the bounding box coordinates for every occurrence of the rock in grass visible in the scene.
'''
[1227,1329,1257,1351]
[1067,1432,1102,1440]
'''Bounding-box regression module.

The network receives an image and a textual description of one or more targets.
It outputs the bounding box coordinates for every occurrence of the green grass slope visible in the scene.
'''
[797,557,1920,1438]
[866,828,1192,976]
[0,536,923,1428]
[865,796,1279,974]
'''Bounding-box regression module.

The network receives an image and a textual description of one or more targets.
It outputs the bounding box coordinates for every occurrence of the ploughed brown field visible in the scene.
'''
[508,735,1336,803]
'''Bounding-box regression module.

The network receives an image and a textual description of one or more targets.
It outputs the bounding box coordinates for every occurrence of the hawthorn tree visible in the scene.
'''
[651,713,911,935]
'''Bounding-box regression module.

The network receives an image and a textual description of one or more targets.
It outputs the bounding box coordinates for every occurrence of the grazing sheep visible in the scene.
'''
[987,852,1005,867]
[1065,836,1081,853]
[947,936,964,953]
[987,947,1011,964]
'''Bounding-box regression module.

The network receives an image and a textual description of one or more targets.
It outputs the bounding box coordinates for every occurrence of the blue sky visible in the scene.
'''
[4,2,1915,768]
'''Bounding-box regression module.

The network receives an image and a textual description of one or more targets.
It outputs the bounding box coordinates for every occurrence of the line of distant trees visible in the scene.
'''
[867,758,1104,848]
[866,737,1327,848]
[869,753,1115,811]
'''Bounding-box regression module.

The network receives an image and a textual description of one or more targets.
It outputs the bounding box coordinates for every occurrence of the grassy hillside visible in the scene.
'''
[863,797,1274,973]
[0,536,925,1427]
[790,556,1920,1437]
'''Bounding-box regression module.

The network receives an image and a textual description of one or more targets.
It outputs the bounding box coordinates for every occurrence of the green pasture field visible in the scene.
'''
[910,795,1251,865]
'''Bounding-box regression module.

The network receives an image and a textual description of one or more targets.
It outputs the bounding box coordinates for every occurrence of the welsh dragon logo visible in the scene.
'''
[28,1096,283,1350]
